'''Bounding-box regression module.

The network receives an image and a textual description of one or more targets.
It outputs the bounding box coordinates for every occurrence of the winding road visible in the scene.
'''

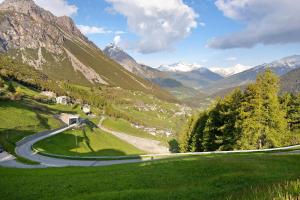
[1,120,300,168]
[11,124,150,168]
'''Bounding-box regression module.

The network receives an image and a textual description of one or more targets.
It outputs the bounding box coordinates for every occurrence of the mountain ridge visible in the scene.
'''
[205,55,300,93]
[0,0,176,102]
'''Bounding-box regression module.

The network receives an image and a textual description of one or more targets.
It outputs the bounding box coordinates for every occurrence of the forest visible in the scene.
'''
[180,69,300,152]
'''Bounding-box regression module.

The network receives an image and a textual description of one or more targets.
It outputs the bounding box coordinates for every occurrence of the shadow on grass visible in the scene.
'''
[35,133,132,157]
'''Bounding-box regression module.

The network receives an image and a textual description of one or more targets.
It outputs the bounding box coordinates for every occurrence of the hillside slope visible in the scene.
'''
[281,67,300,94]
[0,0,174,101]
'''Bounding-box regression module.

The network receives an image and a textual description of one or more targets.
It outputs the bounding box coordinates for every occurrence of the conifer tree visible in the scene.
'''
[238,69,288,149]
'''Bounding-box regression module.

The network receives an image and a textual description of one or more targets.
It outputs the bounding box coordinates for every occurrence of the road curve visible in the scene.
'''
[13,124,149,168]
[2,121,300,168]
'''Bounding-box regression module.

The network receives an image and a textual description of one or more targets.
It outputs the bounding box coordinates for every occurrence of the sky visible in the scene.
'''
[7,0,300,69]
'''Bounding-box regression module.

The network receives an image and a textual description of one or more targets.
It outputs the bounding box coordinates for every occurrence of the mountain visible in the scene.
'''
[0,0,175,101]
[158,62,201,72]
[206,55,300,93]
[165,67,224,90]
[210,64,252,77]
[102,44,203,100]
[103,43,150,78]
[280,67,300,94]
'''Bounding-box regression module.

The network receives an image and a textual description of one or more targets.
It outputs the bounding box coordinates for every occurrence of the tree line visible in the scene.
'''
[180,69,300,152]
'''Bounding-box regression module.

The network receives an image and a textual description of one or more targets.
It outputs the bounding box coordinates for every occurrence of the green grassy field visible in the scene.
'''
[0,100,63,162]
[102,117,159,140]
[1,153,300,200]
[34,124,145,156]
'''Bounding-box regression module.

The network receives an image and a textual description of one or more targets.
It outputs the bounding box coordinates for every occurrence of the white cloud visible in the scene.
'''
[105,0,198,54]
[115,30,126,35]
[77,25,112,35]
[0,0,77,16]
[34,0,77,17]
[113,35,121,45]
[226,56,237,61]
[208,0,300,49]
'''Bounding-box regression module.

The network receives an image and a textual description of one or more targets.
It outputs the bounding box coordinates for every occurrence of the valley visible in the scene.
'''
[0,0,300,199]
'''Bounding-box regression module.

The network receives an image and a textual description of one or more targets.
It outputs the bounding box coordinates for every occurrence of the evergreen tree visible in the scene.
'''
[203,89,243,151]
[238,69,288,149]
[281,93,300,131]
[179,111,209,152]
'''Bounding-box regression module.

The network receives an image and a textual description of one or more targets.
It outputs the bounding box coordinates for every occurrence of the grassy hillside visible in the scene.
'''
[0,76,184,157]
[0,99,63,160]
[34,123,145,157]
[102,117,159,140]
[1,154,300,199]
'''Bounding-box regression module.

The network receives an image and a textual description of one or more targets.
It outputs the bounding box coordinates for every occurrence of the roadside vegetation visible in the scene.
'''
[1,153,300,199]
[180,70,300,152]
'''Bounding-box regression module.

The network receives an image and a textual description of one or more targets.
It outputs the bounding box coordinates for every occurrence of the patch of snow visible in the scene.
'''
[210,64,252,77]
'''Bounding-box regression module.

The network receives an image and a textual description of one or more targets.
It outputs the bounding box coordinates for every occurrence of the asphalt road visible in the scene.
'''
[12,124,150,168]
[1,121,300,169]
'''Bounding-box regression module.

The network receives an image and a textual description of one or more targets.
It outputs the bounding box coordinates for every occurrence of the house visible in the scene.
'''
[82,104,91,114]
[56,96,70,105]
[59,113,80,125]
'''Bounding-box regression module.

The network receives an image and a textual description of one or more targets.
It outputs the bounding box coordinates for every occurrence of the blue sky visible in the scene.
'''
[37,0,300,69]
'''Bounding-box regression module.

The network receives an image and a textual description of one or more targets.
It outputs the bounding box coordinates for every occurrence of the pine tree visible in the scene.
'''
[179,111,209,152]
[238,69,288,149]
[281,93,300,131]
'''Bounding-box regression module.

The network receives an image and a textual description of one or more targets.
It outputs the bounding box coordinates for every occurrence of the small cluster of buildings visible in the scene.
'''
[40,91,92,115]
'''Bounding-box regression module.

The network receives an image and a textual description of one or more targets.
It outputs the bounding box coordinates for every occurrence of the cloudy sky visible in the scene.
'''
[11,0,300,69]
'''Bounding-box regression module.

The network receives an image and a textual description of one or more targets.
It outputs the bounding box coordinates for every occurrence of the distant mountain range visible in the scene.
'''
[103,40,300,102]
[103,44,220,99]
[0,0,175,101]
[205,55,300,93]
[210,64,252,77]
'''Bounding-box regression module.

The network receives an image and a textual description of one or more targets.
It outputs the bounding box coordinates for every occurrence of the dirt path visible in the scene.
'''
[98,117,170,154]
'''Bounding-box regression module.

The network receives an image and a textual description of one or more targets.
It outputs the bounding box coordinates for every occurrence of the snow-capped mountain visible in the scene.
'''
[206,55,300,93]
[103,43,149,78]
[158,61,202,72]
[210,64,252,77]
[252,55,300,75]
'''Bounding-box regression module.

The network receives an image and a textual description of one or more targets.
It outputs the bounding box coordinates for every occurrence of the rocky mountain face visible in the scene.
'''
[0,0,175,101]
[205,55,300,93]
[0,0,87,55]
[103,43,149,78]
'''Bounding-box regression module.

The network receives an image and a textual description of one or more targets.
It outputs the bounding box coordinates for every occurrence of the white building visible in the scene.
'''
[82,104,91,114]
[56,96,70,105]
[59,113,80,125]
